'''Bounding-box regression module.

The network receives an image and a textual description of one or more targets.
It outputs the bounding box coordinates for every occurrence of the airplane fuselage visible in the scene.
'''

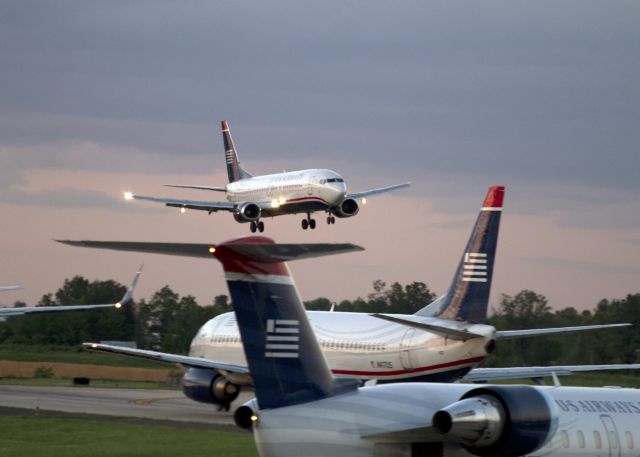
[190,311,495,382]
[226,169,348,216]
[251,383,640,457]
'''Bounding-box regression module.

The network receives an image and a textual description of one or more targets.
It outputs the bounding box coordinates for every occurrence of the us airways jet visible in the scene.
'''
[124,121,410,232]
[60,187,633,411]
[0,268,141,320]
[177,236,640,457]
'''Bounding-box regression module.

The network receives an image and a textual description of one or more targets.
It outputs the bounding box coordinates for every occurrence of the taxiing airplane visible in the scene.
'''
[0,267,142,320]
[203,237,640,457]
[61,187,635,411]
[124,121,410,232]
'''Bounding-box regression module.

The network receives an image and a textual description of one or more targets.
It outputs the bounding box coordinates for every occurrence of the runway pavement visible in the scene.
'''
[0,385,252,427]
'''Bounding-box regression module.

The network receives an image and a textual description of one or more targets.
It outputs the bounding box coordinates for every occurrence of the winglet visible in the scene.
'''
[116,266,143,308]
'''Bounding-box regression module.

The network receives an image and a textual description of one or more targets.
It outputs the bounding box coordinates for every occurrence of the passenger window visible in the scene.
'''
[626,431,633,449]
[561,431,569,448]
[594,431,602,449]
[577,431,585,449]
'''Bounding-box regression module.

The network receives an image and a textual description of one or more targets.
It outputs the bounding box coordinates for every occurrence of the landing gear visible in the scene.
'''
[301,213,316,230]
[250,221,265,233]
[326,216,336,224]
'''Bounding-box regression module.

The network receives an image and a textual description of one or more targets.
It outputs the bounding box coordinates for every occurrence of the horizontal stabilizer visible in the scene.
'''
[163,184,227,192]
[57,239,364,262]
[495,323,631,339]
[464,364,640,383]
[370,314,484,341]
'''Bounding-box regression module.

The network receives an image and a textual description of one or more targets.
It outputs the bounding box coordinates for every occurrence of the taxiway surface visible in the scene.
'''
[0,385,250,426]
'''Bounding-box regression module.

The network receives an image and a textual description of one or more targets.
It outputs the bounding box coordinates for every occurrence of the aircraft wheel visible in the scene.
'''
[258,221,265,232]
[309,219,316,229]
[330,216,336,224]
[250,222,257,233]
[327,216,332,224]
[301,219,308,230]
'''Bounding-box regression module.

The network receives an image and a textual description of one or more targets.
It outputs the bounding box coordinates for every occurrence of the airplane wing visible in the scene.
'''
[0,286,22,292]
[347,182,411,200]
[495,323,631,339]
[0,267,141,317]
[463,364,640,382]
[163,184,227,192]
[370,313,484,340]
[126,193,236,213]
[83,343,251,385]
[57,240,364,261]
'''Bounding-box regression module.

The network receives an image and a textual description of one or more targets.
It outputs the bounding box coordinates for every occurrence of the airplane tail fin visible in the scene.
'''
[415,186,504,324]
[221,121,252,183]
[211,236,359,409]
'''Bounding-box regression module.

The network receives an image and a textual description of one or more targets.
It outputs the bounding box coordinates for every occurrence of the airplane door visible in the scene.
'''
[400,328,416,369]
[307,176,315,196]
[600,415,621,457]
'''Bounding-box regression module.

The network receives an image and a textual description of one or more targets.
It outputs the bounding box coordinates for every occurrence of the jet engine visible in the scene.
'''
[234,202,261,222]
[181,368,240,409]
[333,198,359,218]
[432,386,558,457]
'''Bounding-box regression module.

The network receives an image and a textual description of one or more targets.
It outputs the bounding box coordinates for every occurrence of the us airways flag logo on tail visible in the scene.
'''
[463,253,487,282]
[266,319,300,358]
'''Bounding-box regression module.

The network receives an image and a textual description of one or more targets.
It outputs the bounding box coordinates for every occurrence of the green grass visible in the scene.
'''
[0,344,169,369]
[0,377,178,390]
[0,414,258,457]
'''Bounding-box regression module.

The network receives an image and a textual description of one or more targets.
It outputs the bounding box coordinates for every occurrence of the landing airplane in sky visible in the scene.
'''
[0,268,141,320]
[124,121,410,232]
[61,187,635,411]
[198,236,640,457]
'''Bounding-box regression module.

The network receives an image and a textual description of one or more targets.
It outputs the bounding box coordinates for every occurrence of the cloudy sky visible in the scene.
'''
[1,1,639,312]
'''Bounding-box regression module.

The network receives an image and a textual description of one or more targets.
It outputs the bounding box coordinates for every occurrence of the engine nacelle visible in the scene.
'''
[333,198,359,218]
[233,202,261,222]
[432,385,558,457]
[181,368,240,407]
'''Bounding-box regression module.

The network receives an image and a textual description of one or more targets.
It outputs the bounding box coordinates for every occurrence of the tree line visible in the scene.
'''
[1,275,638,369]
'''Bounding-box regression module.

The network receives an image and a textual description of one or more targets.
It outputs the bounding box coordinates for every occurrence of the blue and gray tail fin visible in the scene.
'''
[221,121,252,183]
[416,186,504,324]
[212,237,362,409]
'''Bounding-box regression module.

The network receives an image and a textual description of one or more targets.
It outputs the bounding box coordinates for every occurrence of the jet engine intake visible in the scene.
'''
[432,386,557,457]
[181,368,240,409]
[234,202,261,222]
[333,198,359,218]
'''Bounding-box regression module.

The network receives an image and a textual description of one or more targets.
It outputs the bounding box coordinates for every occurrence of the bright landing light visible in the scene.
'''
[361,197,367,205]
[123,191,133,200]
[180,207,186,214]
[114,302,122,309]
[270,199,280,208]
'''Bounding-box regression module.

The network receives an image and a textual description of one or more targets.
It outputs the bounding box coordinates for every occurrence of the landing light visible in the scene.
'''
[251,415,259,422]
[270,199,280,208]
[114,302,122,309]
[362,198,367,205]
[208,247,216,254]
[278,196,286,204]
[123,191,133,200]
[180,207,186,214]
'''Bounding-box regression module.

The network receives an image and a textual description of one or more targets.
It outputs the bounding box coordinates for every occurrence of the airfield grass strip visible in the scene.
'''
[0,412,258,457]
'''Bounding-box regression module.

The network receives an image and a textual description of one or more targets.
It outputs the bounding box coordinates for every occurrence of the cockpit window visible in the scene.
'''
[327,178,344,183]
[336,178,344,182]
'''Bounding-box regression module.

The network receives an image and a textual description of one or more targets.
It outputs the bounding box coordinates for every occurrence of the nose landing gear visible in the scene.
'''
[326,215,336,224]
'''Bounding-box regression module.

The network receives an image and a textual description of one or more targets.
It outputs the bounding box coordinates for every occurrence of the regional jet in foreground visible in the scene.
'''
[0,268,141,319]
[125,121,410,232]
[61,187,636,411]
[204,236,640,457]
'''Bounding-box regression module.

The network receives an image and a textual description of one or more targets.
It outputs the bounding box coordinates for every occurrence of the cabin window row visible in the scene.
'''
[555,429,634,450]
[319,340,386,351]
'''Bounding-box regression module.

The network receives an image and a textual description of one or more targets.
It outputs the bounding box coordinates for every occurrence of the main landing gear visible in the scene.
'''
[249,221,265,233]
[301,213,316,230]
[326,215,336,224]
